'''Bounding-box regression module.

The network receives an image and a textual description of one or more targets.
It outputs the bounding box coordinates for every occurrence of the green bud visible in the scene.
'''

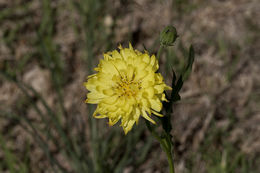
[160,25,178,46]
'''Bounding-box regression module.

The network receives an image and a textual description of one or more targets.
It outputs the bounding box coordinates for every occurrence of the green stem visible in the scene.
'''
[165,142,175,173]
[145,122,175,173]
[156,45,164,60]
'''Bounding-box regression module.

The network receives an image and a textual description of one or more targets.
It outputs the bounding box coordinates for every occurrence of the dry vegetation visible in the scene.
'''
[0,0,259,172]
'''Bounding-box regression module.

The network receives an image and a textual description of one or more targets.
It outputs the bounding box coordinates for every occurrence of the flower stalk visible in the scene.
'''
[145,121,175,173]
[161,133,175,173]
[156,45,164,60]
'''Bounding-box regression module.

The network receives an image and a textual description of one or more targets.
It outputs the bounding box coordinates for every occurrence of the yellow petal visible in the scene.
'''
[141,109,155,124]
[104,53,112,61]
[151,110,163,117]
[122,119,135,134]
[141,54,150,64]
[154,84,165,93]
[108,115,121,126]
[126,65,134,80]
[149,98,162,112]
[129,42,133,50]
[101,95,118,105]
[133,107,141,124]
[93,109,107,119]
[144,87,155,98]
[103,88,114,96]
[87,92,105,100]
[140,98,150,108]
[110,50,122,59]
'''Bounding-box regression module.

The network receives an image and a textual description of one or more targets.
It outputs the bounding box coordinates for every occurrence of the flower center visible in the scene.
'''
[115,76,141,97]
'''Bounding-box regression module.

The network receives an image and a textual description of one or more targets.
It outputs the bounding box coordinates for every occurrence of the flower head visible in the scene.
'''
[84,43,171,134]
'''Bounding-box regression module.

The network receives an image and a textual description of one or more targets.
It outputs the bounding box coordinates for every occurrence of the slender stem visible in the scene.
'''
[156,45,164,60]
[165,141,175,173]
[160,136,175,173]
[145,122,175,173]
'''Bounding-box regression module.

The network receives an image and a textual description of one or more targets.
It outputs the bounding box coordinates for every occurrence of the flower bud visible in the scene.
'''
[160,25,178,46]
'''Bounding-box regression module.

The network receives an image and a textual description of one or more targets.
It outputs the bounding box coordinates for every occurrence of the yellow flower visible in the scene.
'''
[84,43,171,134]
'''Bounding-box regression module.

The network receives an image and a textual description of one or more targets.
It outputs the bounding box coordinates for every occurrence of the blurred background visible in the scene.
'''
[0,0,259,172]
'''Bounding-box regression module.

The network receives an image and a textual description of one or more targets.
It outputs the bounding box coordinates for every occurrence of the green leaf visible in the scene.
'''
[169,69,182,103]
[182,45,195,81]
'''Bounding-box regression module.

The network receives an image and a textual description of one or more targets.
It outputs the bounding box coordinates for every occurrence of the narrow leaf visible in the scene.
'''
[182,45,195,81]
